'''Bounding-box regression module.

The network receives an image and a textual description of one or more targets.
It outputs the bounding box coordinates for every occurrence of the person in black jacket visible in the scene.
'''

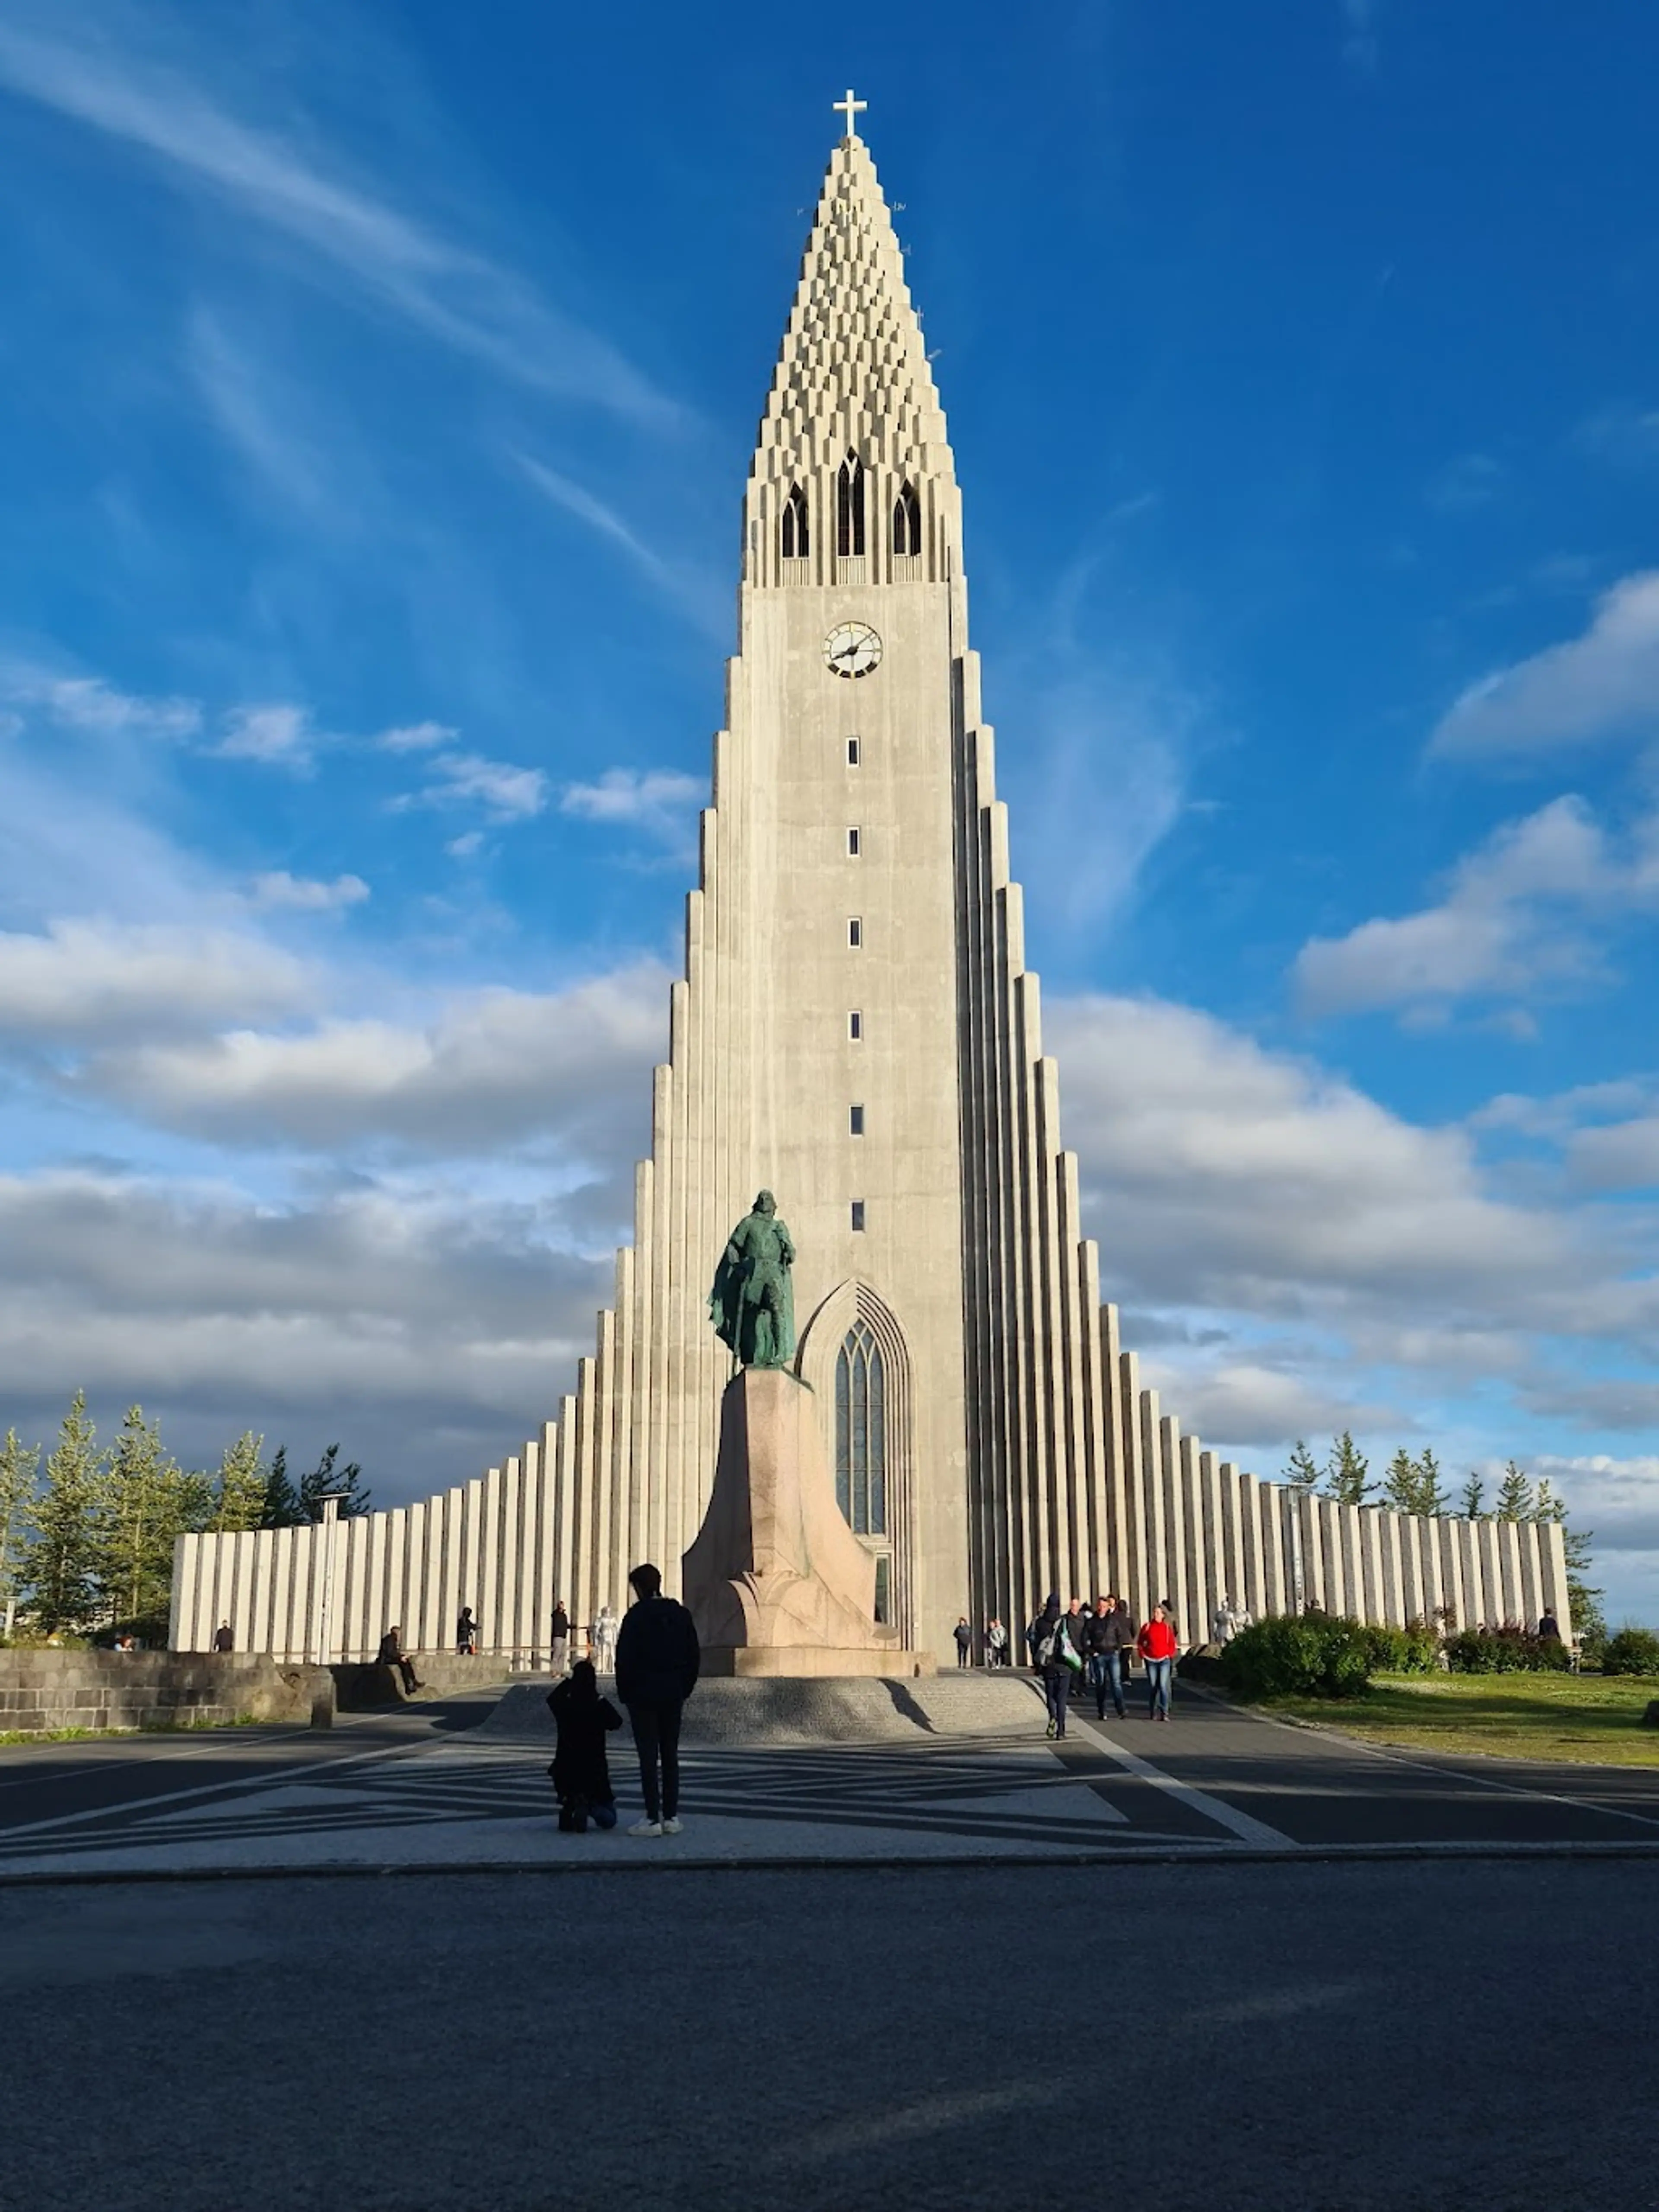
[547,1660,623,1831]
[377,1626,422,1695]
[613,1563,701,1837]
[1029,1594,1073,1739]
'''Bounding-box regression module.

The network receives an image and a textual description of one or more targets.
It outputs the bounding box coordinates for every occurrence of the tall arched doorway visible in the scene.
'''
[797,1280,914,1646]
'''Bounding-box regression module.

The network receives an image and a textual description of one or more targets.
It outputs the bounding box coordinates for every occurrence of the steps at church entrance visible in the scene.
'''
[475,1670,1047,1748]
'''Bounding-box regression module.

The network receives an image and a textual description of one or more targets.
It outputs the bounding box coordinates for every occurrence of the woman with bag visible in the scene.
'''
[1029,1594,1079,1740]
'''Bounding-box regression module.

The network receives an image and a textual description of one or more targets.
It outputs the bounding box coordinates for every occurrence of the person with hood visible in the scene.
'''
[614,1562,701,1837]
[1028,1595,1077,1739]
[546,1659,623,1831]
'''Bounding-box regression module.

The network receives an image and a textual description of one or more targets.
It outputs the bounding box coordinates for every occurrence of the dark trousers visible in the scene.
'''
[956,1644,970,1668]
[628,1698,684,1821]
[393,1658,418,1693]
[1043,1670,1069,1736]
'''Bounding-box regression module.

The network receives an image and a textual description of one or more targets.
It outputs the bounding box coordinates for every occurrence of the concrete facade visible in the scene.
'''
[170,119,1572,1665]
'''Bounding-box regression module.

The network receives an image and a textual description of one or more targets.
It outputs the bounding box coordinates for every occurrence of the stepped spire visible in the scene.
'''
[746,114,956,586]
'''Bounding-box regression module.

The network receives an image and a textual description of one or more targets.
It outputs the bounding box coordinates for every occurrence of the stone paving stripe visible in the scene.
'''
[1078,1729,1300,1847]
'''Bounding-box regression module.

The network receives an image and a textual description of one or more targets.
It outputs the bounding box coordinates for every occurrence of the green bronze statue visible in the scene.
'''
[709,1190,797,1371]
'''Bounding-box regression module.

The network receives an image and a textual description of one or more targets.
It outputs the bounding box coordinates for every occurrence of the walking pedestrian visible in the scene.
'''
[953,1616,973,1668]
[985,1617,1009,1668]
[1030,1594,1080,1739]
[1064,1597,1089,1699]
[547,1659,623,1832]
[614,1563,701,1837]
[1084,1597,1114,1720]
[549,1597,570,1677]
[1101,1595,1134,1718]
[1138,1604,1179,1722]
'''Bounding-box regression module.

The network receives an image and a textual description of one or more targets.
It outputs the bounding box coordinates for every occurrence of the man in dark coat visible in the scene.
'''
[614,1563,701,1836]
[377,1626,422,1695]
[549,1598,570,1677]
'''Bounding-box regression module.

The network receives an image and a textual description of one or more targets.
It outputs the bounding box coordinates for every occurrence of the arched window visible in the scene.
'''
[836,452,866,557]
[780,483,809,560]
[834,1321,886,1534]
[892,481,921,557]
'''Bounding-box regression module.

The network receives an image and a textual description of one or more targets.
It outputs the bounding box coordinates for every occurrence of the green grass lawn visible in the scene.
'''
[1265,1670,1659,1766]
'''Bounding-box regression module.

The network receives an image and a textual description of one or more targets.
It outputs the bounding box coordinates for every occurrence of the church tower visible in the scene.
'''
[171,105,1573,1665]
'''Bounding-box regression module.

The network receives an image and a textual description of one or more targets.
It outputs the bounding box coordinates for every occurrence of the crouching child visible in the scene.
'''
[547,1659,622,1832]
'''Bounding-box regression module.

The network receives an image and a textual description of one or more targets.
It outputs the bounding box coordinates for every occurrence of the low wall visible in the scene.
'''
[0,1650,333,1735]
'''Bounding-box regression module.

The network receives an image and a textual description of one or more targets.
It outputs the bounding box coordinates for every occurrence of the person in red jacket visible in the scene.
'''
[1137,1604,1179,1722]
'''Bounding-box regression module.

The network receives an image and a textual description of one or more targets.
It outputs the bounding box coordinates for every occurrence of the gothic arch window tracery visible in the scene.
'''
[891,481,921,557]
[780,483,810,560]
[834,1321,886,1535]
[836,452,866,557]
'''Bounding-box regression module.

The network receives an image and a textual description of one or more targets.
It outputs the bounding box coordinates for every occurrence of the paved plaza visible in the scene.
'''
[1,1672,1655,1878]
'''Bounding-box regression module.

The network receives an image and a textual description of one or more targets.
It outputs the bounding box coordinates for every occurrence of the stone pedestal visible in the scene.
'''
[683,1368,923,1677]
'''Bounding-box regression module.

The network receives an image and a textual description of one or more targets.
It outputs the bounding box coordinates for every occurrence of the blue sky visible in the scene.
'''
[0,0,1656,1623]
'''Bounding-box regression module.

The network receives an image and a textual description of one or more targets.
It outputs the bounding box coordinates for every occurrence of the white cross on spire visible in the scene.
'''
[833,87,867,140]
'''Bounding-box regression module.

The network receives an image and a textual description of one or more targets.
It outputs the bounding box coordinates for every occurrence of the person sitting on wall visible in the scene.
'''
[377,1626,423,1696]
[547,1659,623,1832]
[212,1623,234,1654]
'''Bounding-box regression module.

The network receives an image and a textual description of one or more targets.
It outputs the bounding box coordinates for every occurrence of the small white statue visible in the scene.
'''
[592,1604,618,1673]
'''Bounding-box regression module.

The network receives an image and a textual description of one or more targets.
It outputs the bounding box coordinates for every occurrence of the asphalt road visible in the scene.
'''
[1,1860,1653,2212]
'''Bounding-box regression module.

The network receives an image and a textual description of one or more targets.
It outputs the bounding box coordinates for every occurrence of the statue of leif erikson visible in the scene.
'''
[709,1190,797,1371]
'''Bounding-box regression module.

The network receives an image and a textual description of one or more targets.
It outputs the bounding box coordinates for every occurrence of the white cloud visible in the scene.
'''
[0,919,311,1040]
[445,831,485,860]
[1294,794,1659,1020]
[248,871,369,913]
[395,749,548,822]
[378,721,456,754]
[1430,570,1659,757]
[213,702,316,770]
[87,962,668,1162]
[515,453,725,636]
[561,767,703,848]
[0,5,677,427]
[0,664,200,738]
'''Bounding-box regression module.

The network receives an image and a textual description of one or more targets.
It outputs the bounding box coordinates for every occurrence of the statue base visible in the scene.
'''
[683,1367,893,1670]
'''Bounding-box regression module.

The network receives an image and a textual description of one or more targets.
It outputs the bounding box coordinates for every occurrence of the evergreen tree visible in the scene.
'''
[100,1406,205,1630]
[260,1445,305,1529]
[1458,1473,1486,1518]
[0,1427,41,1637]
[1413,1448,1447,1517]
[1324,1431,1373,1505]
[1382,1447,1420,1513]
[1494,1460,1534,1521]
[298,1443,371,1519]
[210,1432,267,1533]
[1284,1439,1321,1493]
[23,1391,107,1634]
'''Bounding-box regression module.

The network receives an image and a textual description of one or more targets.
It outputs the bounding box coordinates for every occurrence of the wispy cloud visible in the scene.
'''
[1425,451,1504,513]
[378,721,456,754]
[0,6,679,428]
[248,871,370,913]
[213,703,317,770]
[561,767,703,851]
[1430,570,1659,758]
[394,750,548,823]
[1,663,200,738]
[1339,0,1381,72]
[515,453,725,637]
[1571,403,1659,470]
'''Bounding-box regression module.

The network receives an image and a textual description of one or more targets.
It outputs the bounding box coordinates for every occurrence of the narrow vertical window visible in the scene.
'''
[892,481,921,557]
[836,452,866,557]
[850,1200,866,1232]
[848,917,862,947]
[846,827,861,856]
[780,482,809,560]
[848,1010,862,1040]
[849,1104,865,1136]
[846,736,861,766]
[834,1323,885,1532]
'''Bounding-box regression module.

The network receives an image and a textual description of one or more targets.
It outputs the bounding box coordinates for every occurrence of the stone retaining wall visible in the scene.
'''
[0,1650,332,1735]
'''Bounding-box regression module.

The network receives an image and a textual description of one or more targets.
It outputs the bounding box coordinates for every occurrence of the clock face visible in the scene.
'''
[824,621,883,679]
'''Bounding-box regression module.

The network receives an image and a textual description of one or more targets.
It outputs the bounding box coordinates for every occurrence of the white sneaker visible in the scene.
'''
[659,1816,683,1835]
[628,1818,663,1837]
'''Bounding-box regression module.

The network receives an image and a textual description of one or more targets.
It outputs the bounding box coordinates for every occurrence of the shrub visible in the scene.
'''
[1444,1627,1572,1674]
[1219,1614,1373,1701]
[1359,1621,1440,1675]
[1600,1627,1659,1677]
